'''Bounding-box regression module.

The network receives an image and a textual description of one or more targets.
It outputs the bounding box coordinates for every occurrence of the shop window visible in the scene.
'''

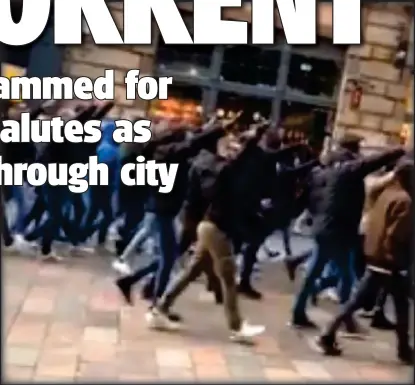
[150,84,204,126]
[220,45,280,87]
[279,101,333,148]
[216,92,272,128]
[155,11,214,78]
[288,42,345,98]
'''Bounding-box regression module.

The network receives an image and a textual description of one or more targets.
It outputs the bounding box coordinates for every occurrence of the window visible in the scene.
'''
[279,101,333,147]
[288,41,345,98]
[155,10,214,78]
[150,84,204,126]
[220,46,280,87]
[216,92,272,126]
[287,55,342,98]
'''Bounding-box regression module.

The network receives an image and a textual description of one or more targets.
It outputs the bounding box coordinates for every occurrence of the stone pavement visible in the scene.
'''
[4,253,413,383]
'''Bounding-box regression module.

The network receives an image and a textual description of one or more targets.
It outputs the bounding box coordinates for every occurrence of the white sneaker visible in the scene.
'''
[112,259,132,275]
[145,308,181,331]
[4,242,17,253]
[230,321,265,343]
[319,288,340,303]
[39,251,64,263]
[13,234,38,255]
[103,241,116,254]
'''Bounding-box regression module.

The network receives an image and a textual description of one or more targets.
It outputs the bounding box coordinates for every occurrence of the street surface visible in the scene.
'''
[3,233,413,382]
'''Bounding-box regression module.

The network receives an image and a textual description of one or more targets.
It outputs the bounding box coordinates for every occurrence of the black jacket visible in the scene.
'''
[203,129,268,238]
[182,149,218,223]
[2,105,44,165]
[267,158,319,228]
[150,126,226,216]
[310,147,405,244]
[39,105,98,165]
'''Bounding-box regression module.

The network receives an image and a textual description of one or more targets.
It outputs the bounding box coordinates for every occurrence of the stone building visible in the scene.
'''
[3,1,414,148]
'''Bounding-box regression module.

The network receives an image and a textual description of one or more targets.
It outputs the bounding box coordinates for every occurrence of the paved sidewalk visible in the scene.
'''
[4,253,412,382]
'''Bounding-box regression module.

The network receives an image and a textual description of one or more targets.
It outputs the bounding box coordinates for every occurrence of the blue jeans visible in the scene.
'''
[26,186,77,255]
[313,260,340,295]
[10,185,26,233]
[152,214,178,304]
[81,186,113,244]
[123,214,178,303]
[120,211,159,264]
[293,237,355,319]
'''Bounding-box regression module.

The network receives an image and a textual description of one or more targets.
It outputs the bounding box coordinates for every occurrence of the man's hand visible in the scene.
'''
[222,110,243,129]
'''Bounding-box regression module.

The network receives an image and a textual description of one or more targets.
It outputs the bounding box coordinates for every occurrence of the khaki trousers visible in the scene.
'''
[159,220,242,331]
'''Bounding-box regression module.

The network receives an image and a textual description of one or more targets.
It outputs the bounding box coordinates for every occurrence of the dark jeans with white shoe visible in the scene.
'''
[293,237,355,321]
[322,268,410,351]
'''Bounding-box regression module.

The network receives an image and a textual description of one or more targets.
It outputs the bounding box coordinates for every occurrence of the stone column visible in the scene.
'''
[62,3,156,118]
[333,4,412,149]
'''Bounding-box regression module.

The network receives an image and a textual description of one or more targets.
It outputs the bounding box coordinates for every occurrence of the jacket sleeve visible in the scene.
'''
[366,172,395,207]
[75,105,98,124]
[280,159,319,179]
[339,148,405,179]
[159,125,226,161]
[383,197,411,264]
[92,102,115,120]
[265,144,306,163]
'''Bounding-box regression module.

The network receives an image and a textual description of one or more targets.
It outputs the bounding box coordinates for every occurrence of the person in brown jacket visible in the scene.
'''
[355,171,396,326]
[315,159,413,364]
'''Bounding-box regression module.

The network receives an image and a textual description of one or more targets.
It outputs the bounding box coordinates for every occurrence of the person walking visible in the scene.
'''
[315,160,413,365]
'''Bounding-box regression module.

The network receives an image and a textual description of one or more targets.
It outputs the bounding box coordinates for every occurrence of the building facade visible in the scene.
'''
[4,1,413,147]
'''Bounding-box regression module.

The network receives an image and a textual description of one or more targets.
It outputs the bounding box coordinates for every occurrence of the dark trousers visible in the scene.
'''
[2,195,13,246]
[240,218,285,285]
[116,201,145,256]
[27,187,76,255]
[120,213,179,304]
[151,214,178,303]
[82,186,113,244]
[293,237,355,318]
[67,192,86,226]
[22,194,46,231]
[323,269,410,350]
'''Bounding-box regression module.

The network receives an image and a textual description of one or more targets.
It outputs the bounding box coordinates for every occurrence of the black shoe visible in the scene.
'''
[340,318,368,340]
[167,311,183,322]
[284,260,296,282]
[237,284,263,300]
[289,315,317,329]
[371,314,395,330]
[116,278,133,305]
[141,282,154,300]
[398,346,413,365]
[314,335,342,356]
[214,290,223,304]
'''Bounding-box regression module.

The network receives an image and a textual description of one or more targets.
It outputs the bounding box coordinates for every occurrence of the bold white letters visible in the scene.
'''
[0,0,50,45]
[193,0,248,44]
[54,0,122,44]
[123,0,191,44]
[1,0,362,46]
[251,0,275,44]
[275,0,316,44]
[333,0,361,44]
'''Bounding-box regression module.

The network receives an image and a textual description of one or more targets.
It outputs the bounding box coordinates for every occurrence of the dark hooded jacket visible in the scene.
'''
[310,147,405,245]
[150,126,226,217]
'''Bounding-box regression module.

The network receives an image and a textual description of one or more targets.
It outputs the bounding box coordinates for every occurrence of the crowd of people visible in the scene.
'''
[1,99,413,364]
